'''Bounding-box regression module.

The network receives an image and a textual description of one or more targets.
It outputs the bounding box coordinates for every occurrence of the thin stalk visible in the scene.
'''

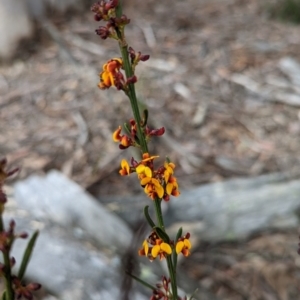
[167,256,178,300]
[154,198,164,230]
[118,39,148,154]
[115,3,178,298]
[3,251,13,300]
[0,214,3,232]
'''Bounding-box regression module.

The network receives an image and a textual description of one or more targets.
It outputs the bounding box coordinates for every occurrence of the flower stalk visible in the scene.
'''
[91,1,192,299]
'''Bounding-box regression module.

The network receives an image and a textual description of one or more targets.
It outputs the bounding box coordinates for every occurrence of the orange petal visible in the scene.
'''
[112,126,122,142]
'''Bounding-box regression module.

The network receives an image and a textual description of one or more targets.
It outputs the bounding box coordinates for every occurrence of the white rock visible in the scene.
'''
[14,170,132,252]
[0,0,33,59]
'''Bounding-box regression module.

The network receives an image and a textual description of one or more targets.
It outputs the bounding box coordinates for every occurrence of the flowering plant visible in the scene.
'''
[91,1,194,299]
[0,159,41,300]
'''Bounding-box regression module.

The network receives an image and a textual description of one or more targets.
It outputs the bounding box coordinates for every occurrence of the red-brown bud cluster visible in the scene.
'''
[150,276,171,300]
[129,47,150,63]
[91,0,118,21]
[112,119,165,150]
[92,1,130,41]
[13,276,41,300]
[95,26,110,39]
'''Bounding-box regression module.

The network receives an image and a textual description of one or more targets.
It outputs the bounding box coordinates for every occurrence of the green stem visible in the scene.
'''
[119,43,148,153]
[154,198,164,230]
[115,3,177,298]
[167,256,178,300]
[3,251,13,300]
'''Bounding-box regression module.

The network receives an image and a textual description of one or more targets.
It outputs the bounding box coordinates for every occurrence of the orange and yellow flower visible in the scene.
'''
[176,233,192,257]
[151,239,172,260]
[139,237,172,261]
[119,159,131,176]
[163,162,180,197]
[98,58,123,89]
[136,164,164,199]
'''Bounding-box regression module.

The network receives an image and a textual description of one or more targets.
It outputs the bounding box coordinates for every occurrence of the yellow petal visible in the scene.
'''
[144,167,152,178]
[121,159,129,174]
[136,165,145,174]
[164,170,170,183]
[160,243,172,255]
[184,239,191,249]
[143,240,149,256]
[140,177,151,185]
[143,155,159,162]
[113,57,123,66]
[176,241,184,254]
[166,183,173,195]
[156,184,164,199]
[151,245,160,258]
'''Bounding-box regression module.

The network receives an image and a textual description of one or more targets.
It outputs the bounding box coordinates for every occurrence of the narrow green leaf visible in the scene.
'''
[144,206,155,228]
[189,288,199,300]
[154,227,170,243]
[125,271,156,291]
[134,134,140,146]
[18,230,39,280]
[123,122,131,135]
[1,291,7,300]
[175,227,183,242]
[141,109,148,127]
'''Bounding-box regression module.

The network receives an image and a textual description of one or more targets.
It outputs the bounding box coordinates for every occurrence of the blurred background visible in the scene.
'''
[1,0,300,299]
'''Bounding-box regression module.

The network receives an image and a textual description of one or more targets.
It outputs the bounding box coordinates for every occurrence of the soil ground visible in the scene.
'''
[1,0,300,299]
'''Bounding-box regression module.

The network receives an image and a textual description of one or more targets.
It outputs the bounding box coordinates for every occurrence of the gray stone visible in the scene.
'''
[97,172,300,242]
[2,213,147,300]
[14,170,132,253]
[0,0,32,59]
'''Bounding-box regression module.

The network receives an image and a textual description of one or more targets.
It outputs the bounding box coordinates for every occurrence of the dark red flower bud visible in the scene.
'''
[9,219,15,230]
[10,257,16,266]
[0,190,7,204]
[19,232,28,239]
[106,0,118,10]
[163,194,170,202]
[131,157,139,167]
[95,26,110,39]
[120,14,130,24]
[126,75,137,84]
[149,127,165,136]
[27,282,42,291]
[140,54,150,61]
[128,47,136,61]
[94,13,102,21]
